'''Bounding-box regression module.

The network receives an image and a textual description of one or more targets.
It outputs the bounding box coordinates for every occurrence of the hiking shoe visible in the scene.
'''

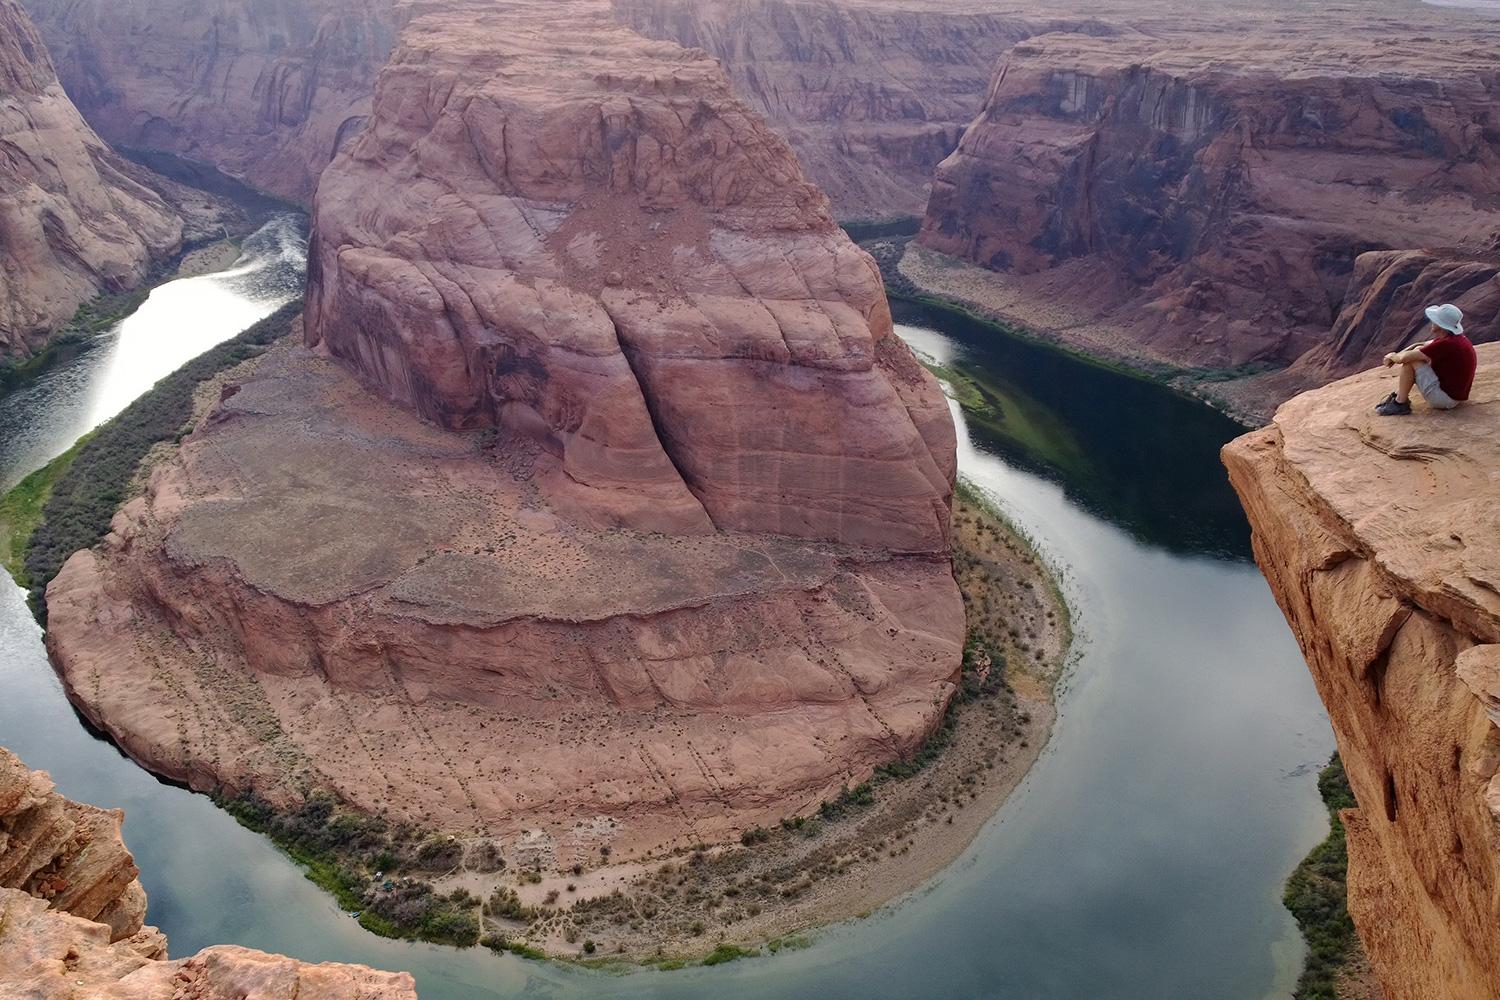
[1376,398,1412,416]
[1374,391,1397,411]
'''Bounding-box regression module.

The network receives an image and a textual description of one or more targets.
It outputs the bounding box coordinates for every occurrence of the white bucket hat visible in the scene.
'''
[1425,302,1465,335]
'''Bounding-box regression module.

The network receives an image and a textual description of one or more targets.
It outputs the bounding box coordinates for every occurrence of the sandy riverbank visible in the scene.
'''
[174,239,241,278]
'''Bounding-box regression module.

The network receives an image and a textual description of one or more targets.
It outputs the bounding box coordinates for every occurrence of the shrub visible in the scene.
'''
[1284,756,1359,1000]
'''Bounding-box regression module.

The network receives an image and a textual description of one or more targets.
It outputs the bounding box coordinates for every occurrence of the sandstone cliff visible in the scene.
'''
[612,0,1107,220]
[1296,248,1500,381]
[919,10,1500,378]
[1224,344,1500,999]
[0,0,181,361]
[0,746,418,998]
[45,0,963,866]
[26,0,397,204]
[0,745,149,944]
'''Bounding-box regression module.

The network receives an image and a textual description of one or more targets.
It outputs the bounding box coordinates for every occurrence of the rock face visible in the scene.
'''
[306,0,956,551]
[1224,344,1500,1000]
[45,0,963,865]
[26,0,398,204]
[0,747,418,999]
[0,745,149,944]
[1295,248,1500,381]
[612,0,1099,220]
[0,0,181,361]
[919,14,1500,374]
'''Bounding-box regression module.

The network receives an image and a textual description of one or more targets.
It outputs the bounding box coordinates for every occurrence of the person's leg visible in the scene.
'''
[1414,362,1459,410]
[1396,361,1417,403]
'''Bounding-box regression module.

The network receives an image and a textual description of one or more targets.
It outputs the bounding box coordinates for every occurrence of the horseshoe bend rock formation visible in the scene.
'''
[1223,344,1500,999]
[0,747,418,998]
[919,15,1500,378]
[0,0,181,361]
[45,0,964,865]
[25,0,398,205]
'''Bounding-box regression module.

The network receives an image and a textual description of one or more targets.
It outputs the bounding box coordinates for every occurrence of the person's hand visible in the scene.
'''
[1383,352,1399,367]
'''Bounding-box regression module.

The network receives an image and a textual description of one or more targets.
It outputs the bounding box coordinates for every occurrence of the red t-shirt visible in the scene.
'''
[1420,334,1478,401]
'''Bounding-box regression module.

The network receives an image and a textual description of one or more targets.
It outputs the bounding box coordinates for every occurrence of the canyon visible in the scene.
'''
[916,1,1500,412]
[25,0,1037,220]
[1,744,418,998]
[0,0,181,362]
[42,0,964,876]
[25,0,396,205]
[6,0,1498,989]
[1225,344,1500,999]
[610,0,1110,221]
[17,0,1500,403]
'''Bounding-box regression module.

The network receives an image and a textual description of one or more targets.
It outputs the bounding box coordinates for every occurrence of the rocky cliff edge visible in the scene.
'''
[0,745,417,998]
[1224,344,1500,999]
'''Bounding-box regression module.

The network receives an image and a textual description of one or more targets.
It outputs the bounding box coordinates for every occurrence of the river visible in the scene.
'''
[0,240,1333,997]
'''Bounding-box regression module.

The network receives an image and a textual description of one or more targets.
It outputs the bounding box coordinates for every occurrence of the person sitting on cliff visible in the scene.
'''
[1375,303,1478,416]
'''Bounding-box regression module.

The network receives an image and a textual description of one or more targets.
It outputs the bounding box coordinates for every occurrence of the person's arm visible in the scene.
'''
[1383,344,1433,367]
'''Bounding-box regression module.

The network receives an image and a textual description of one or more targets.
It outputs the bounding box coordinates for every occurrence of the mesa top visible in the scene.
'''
[1421,334,1478,401]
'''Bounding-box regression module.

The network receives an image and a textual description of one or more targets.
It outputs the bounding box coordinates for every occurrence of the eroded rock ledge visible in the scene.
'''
[45,0,963,867]
[0,745,417,998]
[1224,344,1500,999]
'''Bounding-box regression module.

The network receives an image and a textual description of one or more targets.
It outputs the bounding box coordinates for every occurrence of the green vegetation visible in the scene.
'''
[219,789,482,947]
[14,301,301,616]
[0,436,88,587]
[920,355,1094,488]
[1284,755,1359,1000]
[701,943,759,966]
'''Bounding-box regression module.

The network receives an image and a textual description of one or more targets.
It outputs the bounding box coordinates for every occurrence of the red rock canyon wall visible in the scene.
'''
[920,13,1500,374]
[25,0,398,204]
[0,0,180,360]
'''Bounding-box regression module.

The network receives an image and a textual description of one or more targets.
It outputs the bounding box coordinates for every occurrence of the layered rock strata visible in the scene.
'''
[1223,344,1500,999]
[612,0,1106,219]
[1296,248,1500,380]
[0,746,418,998]
[0,745,149,944]
[920,13,1500,376]
[26,0,398,204]
[46,0,964,866]
[0,0,181,361]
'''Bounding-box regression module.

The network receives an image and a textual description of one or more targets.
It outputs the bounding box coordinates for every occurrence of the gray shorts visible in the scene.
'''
[1416,364,1459,410]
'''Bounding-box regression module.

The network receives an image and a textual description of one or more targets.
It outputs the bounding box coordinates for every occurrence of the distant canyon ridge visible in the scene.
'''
[12,0,1500,407]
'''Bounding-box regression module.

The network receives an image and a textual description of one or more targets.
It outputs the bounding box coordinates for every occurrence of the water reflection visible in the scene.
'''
[894,300,1253,560]
[0,214,305,491]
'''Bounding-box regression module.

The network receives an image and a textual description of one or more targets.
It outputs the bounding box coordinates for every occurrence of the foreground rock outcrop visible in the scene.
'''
[0,0,181,361]
[919,6,1500,388]
[0,745,148,944]
[45,0,963,866]
[1,745,418,998]
[1224,344,1500,999]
